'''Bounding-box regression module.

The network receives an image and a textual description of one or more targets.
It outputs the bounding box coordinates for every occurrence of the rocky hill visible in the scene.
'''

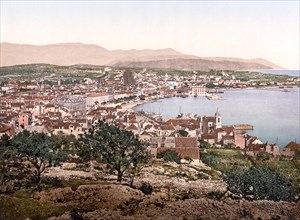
[1,161,299,220]
[0,43,283,70]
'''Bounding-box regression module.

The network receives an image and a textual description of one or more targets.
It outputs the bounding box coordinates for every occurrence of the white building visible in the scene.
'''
[191,85,206,96]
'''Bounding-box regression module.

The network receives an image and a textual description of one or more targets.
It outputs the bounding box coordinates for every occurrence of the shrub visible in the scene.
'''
[197,172,209,180]
[157,150,181,164]
[201,153,218,167]
[200,140,211,148]
[225,165,296,201]
[140,182,153,195]
[184,156,193,164]
[256,152,271,161]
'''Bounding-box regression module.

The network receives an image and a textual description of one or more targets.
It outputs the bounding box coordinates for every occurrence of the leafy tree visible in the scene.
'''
[225,165,296,201]
[0,146,16,188]
[80,121,151,183]
[11,130,66,191]
[55,134,80,152]
[0,146,30,192]
[157,149,181,164]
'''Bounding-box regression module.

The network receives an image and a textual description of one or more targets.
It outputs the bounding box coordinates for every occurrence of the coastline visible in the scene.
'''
[115,100,151,112]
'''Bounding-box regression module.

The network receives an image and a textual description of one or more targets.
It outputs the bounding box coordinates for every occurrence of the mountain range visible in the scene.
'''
[0,43,284,70]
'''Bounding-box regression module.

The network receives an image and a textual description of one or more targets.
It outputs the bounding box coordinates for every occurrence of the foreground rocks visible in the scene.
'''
[11,161,300,219]
[37,184,299,220]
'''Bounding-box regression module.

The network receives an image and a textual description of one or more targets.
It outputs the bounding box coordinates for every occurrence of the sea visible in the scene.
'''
[134,87,300,148]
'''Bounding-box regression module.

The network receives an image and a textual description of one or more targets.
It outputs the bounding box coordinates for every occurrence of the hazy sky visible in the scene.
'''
[1,1,299,69]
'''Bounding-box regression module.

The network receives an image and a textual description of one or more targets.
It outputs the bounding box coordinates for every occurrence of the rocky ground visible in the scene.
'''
[31,161,300,220]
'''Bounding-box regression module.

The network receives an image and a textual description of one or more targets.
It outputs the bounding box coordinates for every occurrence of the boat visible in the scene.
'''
[206,94,223,100]
[177,107,183,118]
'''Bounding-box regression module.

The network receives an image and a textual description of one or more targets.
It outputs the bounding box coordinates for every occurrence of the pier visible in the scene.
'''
[233,124,254,130]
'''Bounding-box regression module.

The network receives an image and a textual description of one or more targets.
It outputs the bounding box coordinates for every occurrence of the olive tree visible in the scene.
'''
[11,130,66,191]
[80,120,151,184]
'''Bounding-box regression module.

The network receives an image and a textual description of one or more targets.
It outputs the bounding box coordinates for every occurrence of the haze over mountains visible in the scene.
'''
[0,43,283,71]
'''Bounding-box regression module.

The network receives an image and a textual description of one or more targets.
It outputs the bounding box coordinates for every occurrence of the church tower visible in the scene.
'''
[215,108,222,129]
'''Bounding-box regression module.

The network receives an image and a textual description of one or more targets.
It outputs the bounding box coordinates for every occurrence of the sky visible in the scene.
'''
[0,1,299,69]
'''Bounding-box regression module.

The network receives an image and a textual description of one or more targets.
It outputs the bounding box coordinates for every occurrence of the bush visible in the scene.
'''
[140,182,153,195]
[256,152,271,161]
[184,156,193,164]
[225,165,297,201]
[200,140,211,148]
[157,150,181,164]
[201,153,218,167]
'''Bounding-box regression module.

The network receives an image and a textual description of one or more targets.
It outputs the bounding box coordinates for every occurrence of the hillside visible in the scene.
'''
[113,58,272,71]
[0,42,283,70]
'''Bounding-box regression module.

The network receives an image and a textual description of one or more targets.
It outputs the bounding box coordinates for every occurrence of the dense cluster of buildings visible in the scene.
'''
[0,67,299,161]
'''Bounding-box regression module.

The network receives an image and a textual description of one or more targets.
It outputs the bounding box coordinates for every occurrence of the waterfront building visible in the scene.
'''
[191,85,206,96]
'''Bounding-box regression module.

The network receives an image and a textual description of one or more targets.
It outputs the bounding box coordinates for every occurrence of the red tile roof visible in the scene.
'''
[285,141,300,151]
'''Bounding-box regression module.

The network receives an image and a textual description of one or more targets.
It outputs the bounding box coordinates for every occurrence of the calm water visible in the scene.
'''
[134,87,300,147]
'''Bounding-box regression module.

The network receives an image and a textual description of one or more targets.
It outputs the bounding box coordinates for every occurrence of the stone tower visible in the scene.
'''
[215,109,222,129]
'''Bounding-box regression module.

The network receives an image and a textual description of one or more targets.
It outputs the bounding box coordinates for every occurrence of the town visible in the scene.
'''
[1,64,299,161]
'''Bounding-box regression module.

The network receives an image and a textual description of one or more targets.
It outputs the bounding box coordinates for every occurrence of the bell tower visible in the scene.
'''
[215,108,222,129]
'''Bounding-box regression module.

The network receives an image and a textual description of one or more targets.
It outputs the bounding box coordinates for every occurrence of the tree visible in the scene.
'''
[0,146,30,192]
[0,146,16,188]
[11,130,66,191]
[56,134,80,152]
[80,121,151,184]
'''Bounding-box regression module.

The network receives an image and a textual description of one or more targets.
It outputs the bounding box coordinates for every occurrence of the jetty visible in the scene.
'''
[233,124,254,130]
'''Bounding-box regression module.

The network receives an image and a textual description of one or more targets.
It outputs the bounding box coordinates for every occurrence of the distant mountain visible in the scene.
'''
[0,42,283,70]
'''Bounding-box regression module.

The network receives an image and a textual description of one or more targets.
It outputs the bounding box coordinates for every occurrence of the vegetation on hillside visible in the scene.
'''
[0,121,151,191]
[201,146,299,201]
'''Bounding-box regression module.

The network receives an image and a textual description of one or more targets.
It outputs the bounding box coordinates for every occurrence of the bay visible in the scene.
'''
[134,87,300,148]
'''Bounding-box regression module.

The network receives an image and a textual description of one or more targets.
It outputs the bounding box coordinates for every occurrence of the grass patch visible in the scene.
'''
[0,195,68,220]
[201,148,252,175]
